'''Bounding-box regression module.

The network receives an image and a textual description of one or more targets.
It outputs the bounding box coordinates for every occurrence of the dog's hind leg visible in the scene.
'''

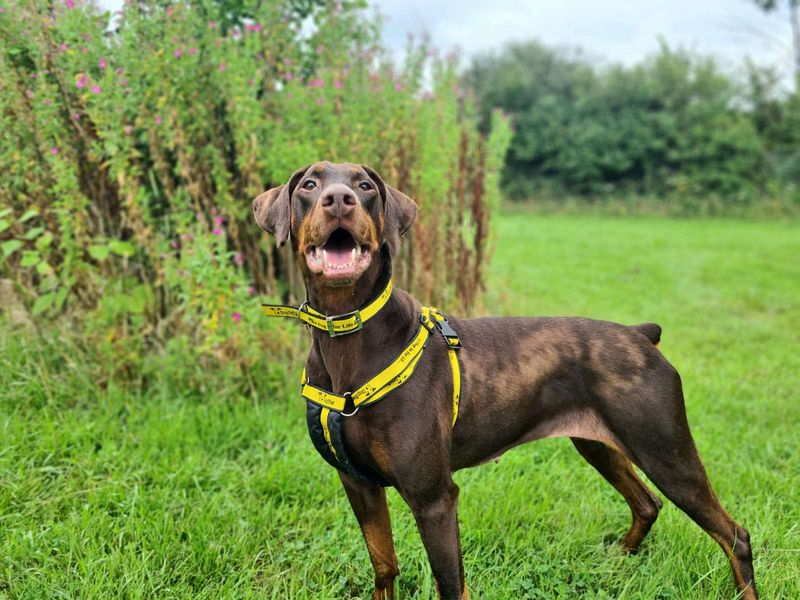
[608,372,757,599]
[571,438,662,552]
[340,474,399,600]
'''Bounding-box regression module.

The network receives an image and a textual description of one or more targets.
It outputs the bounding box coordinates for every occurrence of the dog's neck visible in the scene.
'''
[302,248,419,392]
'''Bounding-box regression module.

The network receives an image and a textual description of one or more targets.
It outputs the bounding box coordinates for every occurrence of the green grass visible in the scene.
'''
[2,214,799,599]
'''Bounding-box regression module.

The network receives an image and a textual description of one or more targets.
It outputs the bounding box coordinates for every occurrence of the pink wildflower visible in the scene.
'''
[218,63,226,72]
[245,23,263,33]
[98,58,107,69]
[188,47,197,55]
[170,240,179,249]
[284,72,294,81]
[210,206,218,215]
[115,67,123,75]
[90,85,101,94]
[72,112,81,121]
[154,115,162,125]
[65,0,75,8]
[75,73,88,89]
[50,147,59,155]
[333,79,343,89]
[213,215,223,225]
[394,82,402,91]
[165,6,173,17]
[212,228,223,236]
[234,254,244,266]
[232,312,242,323]
[308,78,324,88]
[208,21,217,29]
[25,90,34,99]
[247,286,256,296]
[247,79,254,86]
[173,48,182,58]
[124,125,133,134]
[59,43,68,52]
[231,28,241,39]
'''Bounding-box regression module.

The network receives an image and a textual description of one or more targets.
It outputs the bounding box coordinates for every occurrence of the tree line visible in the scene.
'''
[466,39,800,207]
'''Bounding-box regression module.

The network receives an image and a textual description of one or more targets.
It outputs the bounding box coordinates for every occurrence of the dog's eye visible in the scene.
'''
[359,181,372,191]
[302,180,316,190]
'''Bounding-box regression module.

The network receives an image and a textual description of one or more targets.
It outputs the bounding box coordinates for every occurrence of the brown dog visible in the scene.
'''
[253,162,757,600]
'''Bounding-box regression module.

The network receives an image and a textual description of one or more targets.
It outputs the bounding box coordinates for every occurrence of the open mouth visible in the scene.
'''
[305,228,372,281]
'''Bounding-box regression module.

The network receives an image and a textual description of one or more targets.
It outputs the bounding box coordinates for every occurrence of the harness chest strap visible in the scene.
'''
[261,279,393,336]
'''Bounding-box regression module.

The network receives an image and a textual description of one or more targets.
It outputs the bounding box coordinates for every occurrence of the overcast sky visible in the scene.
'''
[99,0,796,84]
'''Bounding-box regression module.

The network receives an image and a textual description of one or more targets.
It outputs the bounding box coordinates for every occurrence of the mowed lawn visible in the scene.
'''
[2,214,798,599]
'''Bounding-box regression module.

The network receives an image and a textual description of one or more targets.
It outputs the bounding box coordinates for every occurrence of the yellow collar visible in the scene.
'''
[261,279,393,337]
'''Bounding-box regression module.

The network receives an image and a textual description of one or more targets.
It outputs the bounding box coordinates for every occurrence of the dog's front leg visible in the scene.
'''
[339,473,399,599]
[402,479,467,600]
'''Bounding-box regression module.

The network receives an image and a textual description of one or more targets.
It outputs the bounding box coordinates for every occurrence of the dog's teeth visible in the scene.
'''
[351,248,356,262]
[356,246,361,257]
[322,249,328,265]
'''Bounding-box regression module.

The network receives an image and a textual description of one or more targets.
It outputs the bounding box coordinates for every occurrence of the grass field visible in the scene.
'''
[2,214,799,599]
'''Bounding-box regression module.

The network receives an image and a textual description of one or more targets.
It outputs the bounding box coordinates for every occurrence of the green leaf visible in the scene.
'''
[109,239,135,257]
[36,261,53,275]
[20,251,40,268]
[0,208,12,218]
[125,285,148,314]
[2,240,23,256]
[19,208,39,222]
[31,292,56,316]
[0,219,10,233]
[54,287,69,310]
[35,232,53,250]
[24,226,44,240]
[88,245,111,261]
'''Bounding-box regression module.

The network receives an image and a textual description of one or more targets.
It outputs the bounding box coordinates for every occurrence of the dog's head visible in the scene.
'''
[253,162,417,287]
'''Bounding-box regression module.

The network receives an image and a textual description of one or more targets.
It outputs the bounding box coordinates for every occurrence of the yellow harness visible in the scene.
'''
[261,282,462,484]
[300,306,461,421]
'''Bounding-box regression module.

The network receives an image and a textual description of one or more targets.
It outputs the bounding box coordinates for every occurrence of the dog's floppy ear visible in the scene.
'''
[362,165,417,255]
[253,165,309,246]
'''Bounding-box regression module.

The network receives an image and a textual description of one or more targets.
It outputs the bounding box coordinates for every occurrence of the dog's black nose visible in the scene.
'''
[320,183,356,219]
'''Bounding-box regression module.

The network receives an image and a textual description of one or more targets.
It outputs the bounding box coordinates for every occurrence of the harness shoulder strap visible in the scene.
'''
[428,308,461,426]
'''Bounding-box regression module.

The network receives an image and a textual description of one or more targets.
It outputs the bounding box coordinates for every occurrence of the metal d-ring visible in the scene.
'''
[340,392,359,417]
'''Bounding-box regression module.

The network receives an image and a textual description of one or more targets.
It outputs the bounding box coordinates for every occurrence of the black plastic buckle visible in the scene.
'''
[435,317,462,350]
[341,392,359,416]
[326,310,363,337]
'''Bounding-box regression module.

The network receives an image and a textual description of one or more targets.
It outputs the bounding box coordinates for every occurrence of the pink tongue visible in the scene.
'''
[325,247,351,265]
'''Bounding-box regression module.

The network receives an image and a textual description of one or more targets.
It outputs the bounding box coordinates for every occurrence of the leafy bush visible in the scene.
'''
[467,40,770,204]
[0,0,510,389]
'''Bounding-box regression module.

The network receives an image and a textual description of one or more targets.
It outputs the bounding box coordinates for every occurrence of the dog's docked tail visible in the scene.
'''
[633,322,662,346]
